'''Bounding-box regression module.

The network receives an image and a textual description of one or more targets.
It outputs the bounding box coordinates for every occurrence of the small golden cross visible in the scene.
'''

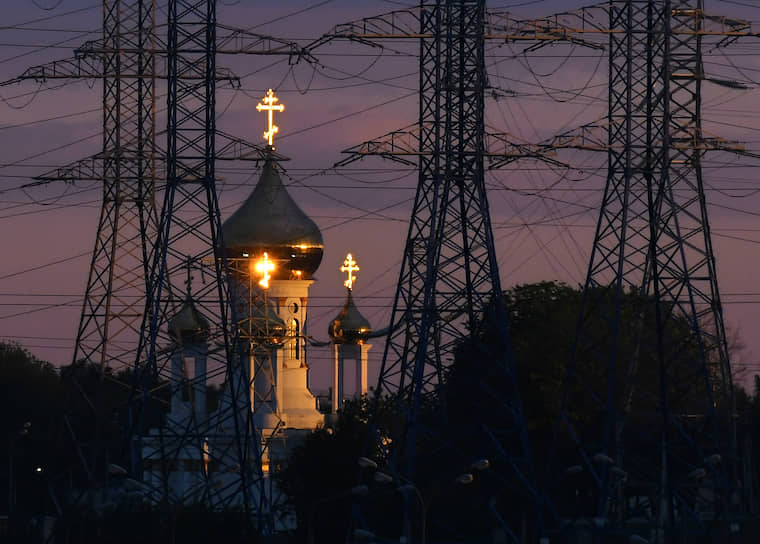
[341,253,360,290]
[255,252,275,288]
[256,88,285,148]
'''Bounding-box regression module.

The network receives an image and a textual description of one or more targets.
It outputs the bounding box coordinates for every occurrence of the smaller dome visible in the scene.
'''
[329,289,372,344]
[169,298,210,343]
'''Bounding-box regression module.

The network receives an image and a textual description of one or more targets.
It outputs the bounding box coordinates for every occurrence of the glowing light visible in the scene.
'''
[203,437,210,475]
[256,88,285,148]
[341,253,360,290]
[255,252,275,288]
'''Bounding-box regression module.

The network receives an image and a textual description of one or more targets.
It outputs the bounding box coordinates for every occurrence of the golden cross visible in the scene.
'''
[256,88,285,148]
[255,252,275,289]
[340,253,360,290]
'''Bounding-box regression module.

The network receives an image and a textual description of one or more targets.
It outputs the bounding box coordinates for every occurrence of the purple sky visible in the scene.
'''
[1,0,760,393]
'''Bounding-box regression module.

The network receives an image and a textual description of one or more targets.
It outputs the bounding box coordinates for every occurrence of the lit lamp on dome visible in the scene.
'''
[254,252,275,289]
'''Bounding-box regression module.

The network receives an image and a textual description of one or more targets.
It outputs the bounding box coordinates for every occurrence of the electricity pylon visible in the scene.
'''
[313,2,586,541]
[74,0,158,376]
[128,0,271,526]
[542,1,755,539]
[318,1,759,540]
[3,3,314,509]
[4,3,313,387]
[0,0,161,484]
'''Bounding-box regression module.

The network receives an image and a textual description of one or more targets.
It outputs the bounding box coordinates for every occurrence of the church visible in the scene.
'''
[140,90,375,525]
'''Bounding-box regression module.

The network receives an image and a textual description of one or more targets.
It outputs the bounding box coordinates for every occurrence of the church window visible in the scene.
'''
[289,318,300,359]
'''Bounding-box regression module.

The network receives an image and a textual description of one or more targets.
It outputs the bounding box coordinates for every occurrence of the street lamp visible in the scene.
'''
[359,460,426,544]
[454,473,474,485]
[470,458,490,471]
[359,457,494,543]
[373,471,393,484]
[358,456,378,470]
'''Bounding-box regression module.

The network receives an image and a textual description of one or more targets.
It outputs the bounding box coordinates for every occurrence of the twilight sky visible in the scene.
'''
[1,0,760,393]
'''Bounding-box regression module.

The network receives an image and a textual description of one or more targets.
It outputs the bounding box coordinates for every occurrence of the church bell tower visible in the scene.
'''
[222,90,324,435]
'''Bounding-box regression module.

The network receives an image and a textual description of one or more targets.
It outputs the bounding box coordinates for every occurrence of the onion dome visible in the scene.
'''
[329,289,372,344]
[168,298,210,343]
[222,158,323,279]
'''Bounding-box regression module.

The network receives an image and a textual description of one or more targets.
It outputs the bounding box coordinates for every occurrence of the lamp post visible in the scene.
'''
[358,458,425,543]
[372,472,425,544]
[7,422,30,517]
[357,456,493,544]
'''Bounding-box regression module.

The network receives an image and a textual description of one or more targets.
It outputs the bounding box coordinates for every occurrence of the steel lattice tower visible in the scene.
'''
[0,0,161,482]
[549,1,738,538]
[3,0,313,524]
[74,0,158,375]
[347,1,539,542]
[130,0,271,528]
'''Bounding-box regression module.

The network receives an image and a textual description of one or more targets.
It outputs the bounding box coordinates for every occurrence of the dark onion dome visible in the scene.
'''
[328,288,372,345]
[168,298,210,343]
[222,158,323,279]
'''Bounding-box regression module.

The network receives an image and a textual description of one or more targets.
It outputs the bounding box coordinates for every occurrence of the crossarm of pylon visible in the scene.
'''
[542,122,609,152]
[216,131,289,162]
[31,131,276,184]
[485,130,565,169]
[76,29,312,60]
[216,24,317,64]
[677,8,756,44]
[488,3,756,49]
[313,7,422,45]
[335,124,564,168]
[486,6,607,51]
[33,153,104,182]
[31,151,164,183]
[334,124,420,167]
[310,5,605,52]
[0,54,103,86]
[315,4,757,52]
[4,55,237,88]
[672,134,760,160]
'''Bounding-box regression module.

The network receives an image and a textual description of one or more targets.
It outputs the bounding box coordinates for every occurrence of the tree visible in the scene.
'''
[0,341,64,538]
[267,282,755,540]
[274,395,399,542]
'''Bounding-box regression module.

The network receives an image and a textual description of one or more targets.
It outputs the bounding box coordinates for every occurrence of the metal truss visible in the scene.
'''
[317,1,759,541]
[32,130,285,184]
[2,24,313,87]
[318,2,550,542]
[70,0,158,382]
[129,0,272,528]
[6,1,307,531]
[548,1,750,539]
[7,1,289,377]
[334,123,562,168]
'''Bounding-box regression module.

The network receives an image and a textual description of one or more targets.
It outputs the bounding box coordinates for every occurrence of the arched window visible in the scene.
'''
[288,318,300,359]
